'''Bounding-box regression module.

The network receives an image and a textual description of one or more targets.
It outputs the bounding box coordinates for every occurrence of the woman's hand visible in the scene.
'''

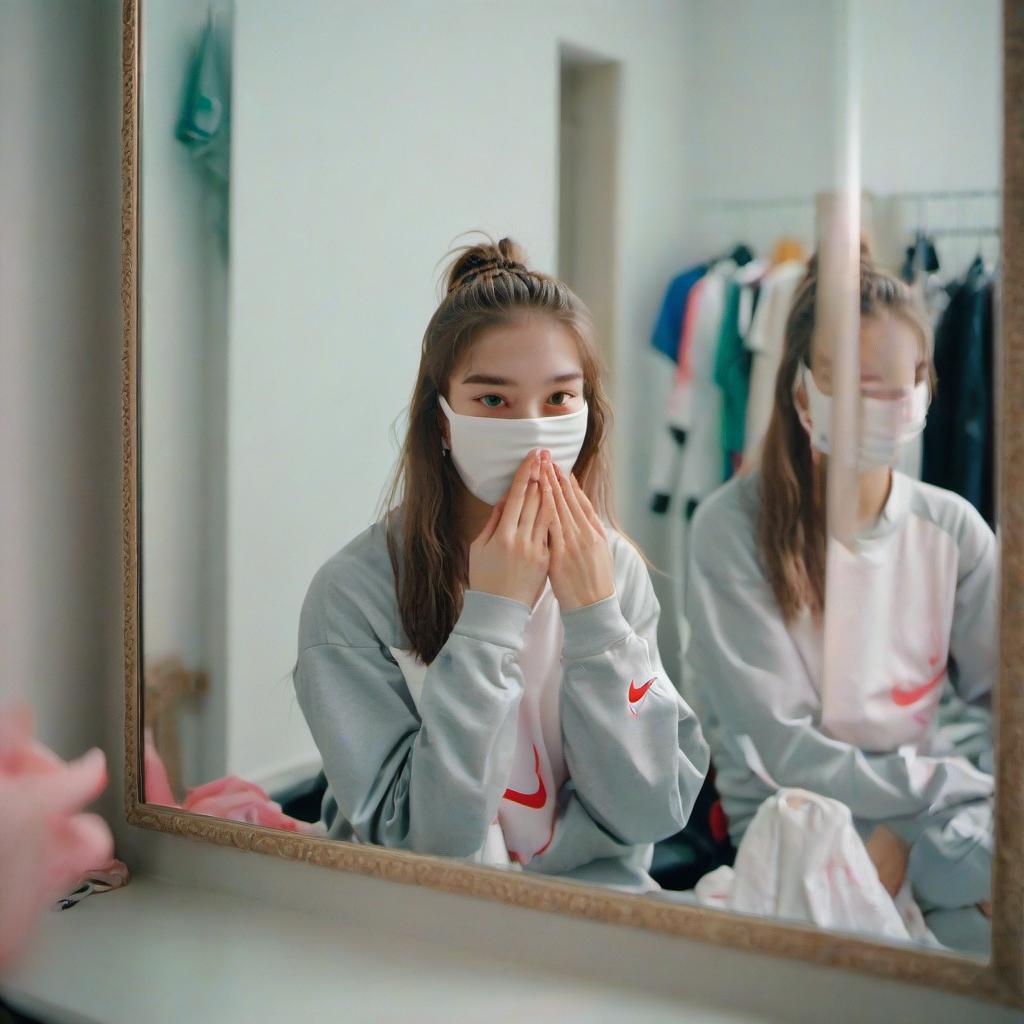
[865,824,910,898]
[0,700,114,970]
[469,449,554,607]
[543,460,615,612]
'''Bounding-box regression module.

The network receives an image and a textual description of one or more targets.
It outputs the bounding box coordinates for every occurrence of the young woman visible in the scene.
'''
[294,237,708,892]
[685,254,996,952]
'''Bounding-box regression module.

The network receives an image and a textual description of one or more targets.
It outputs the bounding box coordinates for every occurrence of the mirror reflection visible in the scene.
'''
[139,0,1000,958]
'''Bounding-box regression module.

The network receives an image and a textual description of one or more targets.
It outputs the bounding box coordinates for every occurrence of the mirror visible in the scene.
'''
[135,0,1003,966]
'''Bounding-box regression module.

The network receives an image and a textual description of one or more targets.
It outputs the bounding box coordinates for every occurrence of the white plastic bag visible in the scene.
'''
[694,789,936,944]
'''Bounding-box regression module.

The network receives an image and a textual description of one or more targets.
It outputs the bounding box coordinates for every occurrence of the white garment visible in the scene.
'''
[691,789,938,946]
[659,263,733,661]
[786,473,989,753]
[743,260,806,460]
[734,259,769,339]
[390,581,566,867]
[669,261,733,504]
[499,580,568,863]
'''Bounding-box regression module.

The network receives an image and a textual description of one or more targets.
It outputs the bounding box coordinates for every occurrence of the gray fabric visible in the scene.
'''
[905,800,993,910]
[849,797,993,955]
[921,905,991,957]
[294,514,709,892]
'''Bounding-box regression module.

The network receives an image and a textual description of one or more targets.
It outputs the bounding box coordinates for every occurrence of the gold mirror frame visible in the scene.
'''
[119,0,1024,1006]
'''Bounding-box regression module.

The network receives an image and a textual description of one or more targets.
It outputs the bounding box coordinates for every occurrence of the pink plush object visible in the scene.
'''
[183,776,318,832]
[0,700,114,971]
[143,731,319,834]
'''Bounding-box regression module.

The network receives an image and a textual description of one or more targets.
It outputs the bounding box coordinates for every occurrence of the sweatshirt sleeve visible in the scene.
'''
[685,512,993,822]
[294,578,530,859]
[556,538,710,845]
[947,502,998,707]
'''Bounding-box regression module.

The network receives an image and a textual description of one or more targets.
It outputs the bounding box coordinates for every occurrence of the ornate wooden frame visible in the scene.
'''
[120,0,1024,1007]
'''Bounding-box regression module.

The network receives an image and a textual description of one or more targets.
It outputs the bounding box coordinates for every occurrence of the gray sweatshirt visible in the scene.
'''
[293,513,709,892]
[684,469,996,844]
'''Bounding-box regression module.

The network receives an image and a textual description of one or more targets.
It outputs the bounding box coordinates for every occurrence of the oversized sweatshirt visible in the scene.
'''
[293,514,709,892]
[683,469,995,844]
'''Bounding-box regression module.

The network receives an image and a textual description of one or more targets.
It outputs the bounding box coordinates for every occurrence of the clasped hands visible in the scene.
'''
[469,450,614,612]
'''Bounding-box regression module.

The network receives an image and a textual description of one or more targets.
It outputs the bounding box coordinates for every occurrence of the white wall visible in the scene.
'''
[224,0,694,781]
[680,0,1001,261]
[0,0,122,774]
[683,0,843,235]
[140,0,232,789]
[857,0,1001,194]
[5,2,1020,1021]
[856,0,1002,271]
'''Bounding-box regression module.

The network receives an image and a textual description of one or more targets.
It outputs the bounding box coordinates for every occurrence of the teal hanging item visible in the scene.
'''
[713,280,750,480]
[177,10,231,254]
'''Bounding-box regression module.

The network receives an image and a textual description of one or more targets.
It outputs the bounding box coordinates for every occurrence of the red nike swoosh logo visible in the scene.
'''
[628,678,656,703]
[503,745,547,809]
[628,677,656,718]
[892,663,947,706]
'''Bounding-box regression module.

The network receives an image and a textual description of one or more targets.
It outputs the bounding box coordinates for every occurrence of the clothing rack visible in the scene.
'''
[885,188,1000,202]
[928,225,1001,238]
[691,188,1001,209]
[689,189,1002,269]
[692,196,816,209]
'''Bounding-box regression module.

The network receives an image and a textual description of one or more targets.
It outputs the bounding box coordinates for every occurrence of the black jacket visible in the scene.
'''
[922,258,996,525]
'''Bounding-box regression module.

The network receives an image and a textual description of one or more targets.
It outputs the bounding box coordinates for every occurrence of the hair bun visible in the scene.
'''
[444,236,530,295]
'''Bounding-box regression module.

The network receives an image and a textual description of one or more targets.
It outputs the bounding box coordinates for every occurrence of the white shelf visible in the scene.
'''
[1,876,743,1024]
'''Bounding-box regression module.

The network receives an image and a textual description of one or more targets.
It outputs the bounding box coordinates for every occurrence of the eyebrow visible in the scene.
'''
[461,371,584,386]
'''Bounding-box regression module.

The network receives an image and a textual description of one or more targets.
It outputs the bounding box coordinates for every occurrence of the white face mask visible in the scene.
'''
[438,394,589,505]
[799,364,929,471]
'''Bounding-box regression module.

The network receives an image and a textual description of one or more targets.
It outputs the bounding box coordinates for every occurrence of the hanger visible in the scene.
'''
[770,236,806,266]
[727,243,754,267]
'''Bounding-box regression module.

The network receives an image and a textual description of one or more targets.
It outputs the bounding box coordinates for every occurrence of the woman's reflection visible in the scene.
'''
[293,236,709,892]
[685,253,995,954]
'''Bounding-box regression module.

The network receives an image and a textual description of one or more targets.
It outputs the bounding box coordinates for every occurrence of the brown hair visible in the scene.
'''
[381,234,621,663]
[757,253,934,621]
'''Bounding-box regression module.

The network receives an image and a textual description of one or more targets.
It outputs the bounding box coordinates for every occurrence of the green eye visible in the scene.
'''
[549,392,570,406]
[480,395,504,408]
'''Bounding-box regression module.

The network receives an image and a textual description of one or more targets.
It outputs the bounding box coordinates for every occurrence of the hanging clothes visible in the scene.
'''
[177,11,232,254]
[647,265,708,512]
[669,261,735,513]
[922,258,996,525]
[743,259,807,461]
[714,260,766,478]
[769,237,807,266]
[900,230,941,285]
[651,265,708,362]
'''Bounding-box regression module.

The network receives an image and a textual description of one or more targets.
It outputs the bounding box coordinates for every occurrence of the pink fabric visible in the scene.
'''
[144,732,320,835]
[184,776,319,832]
[0,700,114,971]
[143,727,176,806]
[675,276,705,384]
